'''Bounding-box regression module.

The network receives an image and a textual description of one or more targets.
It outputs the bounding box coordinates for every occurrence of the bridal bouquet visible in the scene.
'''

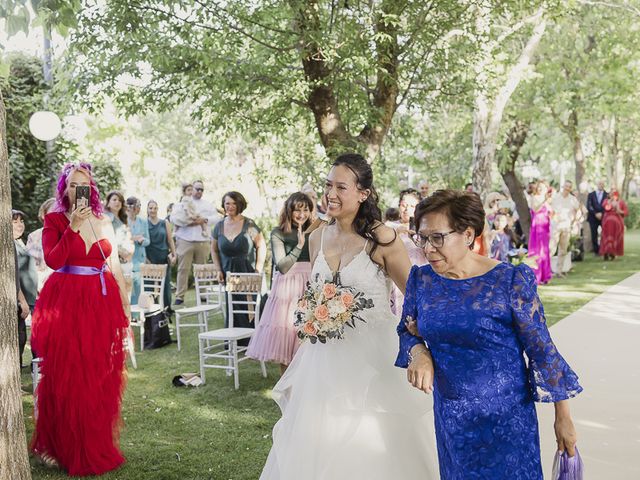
[294,273,374,344]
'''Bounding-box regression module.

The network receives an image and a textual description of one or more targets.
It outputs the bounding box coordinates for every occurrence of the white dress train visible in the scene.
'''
[260,238,439,480]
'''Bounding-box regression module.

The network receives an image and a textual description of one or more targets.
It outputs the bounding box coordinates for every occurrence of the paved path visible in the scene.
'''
[537,272,640,479]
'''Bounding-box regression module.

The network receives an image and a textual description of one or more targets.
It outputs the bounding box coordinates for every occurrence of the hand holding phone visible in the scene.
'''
[75,185,91,210]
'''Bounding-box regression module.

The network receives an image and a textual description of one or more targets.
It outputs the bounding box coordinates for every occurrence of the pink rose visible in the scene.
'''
[314,304,330,322]
[340,293,354,309]
[303,322,318,336]
[297,298,308,310]
[322,283,337,299]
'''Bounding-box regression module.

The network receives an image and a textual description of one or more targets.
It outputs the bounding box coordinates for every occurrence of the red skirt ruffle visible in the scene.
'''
[30,270,128,476]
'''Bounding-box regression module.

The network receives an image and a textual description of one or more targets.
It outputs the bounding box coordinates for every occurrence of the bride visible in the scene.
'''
[260,153,439,479]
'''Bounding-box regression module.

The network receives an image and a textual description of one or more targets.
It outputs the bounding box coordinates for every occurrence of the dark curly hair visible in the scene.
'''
[414,189,485,250]
[330,153,395,261]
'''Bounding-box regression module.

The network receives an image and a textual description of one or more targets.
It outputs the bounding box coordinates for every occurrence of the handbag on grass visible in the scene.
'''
[143,310,172,349]
[552,446,584,480]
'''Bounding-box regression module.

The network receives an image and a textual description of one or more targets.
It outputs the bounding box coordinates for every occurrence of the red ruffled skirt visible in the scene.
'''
[30,269,128,476]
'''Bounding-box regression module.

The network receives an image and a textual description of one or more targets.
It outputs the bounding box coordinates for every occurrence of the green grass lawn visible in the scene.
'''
[539,229,640,325]
[22,230,640,479]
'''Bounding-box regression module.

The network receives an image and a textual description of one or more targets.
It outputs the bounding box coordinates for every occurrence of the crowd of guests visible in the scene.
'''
[9,158,624,476]
[13,173,630,372]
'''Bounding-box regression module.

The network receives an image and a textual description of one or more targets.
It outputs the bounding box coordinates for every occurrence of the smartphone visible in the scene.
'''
[75,185,91,210]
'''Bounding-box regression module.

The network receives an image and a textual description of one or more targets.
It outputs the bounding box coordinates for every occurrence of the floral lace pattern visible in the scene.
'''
[396,262,582,479]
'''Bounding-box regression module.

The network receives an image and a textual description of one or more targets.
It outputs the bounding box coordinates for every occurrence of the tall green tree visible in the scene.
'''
[66,0,477,161]
[2,53,66,232]
[0,2,81,478]
[470,2,548,195]
[534,3,640,196]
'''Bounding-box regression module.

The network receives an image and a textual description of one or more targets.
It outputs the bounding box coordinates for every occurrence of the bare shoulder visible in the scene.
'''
[309,223,326,245]
[308,223,326,264]
[371,221,398,245]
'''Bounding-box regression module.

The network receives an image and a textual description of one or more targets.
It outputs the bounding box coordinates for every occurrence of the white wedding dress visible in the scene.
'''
[260,235,439,480]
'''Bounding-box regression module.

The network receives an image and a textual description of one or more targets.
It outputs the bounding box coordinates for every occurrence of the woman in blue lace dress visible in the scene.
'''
[396,189,582,480]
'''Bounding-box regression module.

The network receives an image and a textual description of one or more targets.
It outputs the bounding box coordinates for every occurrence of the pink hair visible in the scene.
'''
[53,162,104,216]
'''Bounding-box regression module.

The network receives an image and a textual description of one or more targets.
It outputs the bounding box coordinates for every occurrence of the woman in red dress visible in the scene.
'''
[30,162,130,476]
[600,189,629,261]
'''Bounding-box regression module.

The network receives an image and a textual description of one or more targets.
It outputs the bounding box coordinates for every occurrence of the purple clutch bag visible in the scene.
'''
[552,446,584,480]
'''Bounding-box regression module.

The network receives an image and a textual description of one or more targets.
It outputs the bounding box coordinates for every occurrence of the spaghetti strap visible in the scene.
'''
[363,239,368,252]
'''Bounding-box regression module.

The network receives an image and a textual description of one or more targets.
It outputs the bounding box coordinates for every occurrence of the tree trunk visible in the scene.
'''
[500,119,532,240]
[621,150,634,200]
[0,90,32,480]
[472,6,546,197]
[293,0,399,162]
[567,110,587,201]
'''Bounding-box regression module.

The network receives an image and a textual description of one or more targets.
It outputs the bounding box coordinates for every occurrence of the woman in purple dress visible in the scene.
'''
[397,189,581,480]
[528,181,552,284]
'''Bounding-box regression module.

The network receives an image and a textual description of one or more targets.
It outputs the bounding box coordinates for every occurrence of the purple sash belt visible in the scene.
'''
[56,264,108,296]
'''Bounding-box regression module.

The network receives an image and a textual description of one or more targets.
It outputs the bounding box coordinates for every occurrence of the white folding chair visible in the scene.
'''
[198,272,267,389]
[130,264,167,351]
[175,264,225,351]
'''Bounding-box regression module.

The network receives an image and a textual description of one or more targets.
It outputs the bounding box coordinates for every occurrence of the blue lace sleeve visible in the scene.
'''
[395,265,426,369]
[510,264,583,402]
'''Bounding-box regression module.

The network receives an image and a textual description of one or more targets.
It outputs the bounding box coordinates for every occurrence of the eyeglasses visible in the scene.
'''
[194,188,204,192]
[411,230,456,249]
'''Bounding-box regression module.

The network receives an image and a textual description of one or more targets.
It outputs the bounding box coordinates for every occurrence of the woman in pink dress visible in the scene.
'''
[600,189,628,261]
[247,192,318,373]
[385,188,427,317]
[528,181,552,284]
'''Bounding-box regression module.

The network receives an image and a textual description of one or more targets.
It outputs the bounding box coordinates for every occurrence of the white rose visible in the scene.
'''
[328,298,347,317]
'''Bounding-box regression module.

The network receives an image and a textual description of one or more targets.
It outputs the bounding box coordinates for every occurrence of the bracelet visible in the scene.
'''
[409,348,429,363]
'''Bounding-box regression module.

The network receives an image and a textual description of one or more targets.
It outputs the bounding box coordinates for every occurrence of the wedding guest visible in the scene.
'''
[146,200,177,310]
[418,179,430,199]
[302,182,328,222]
[464,183,474,193]
[586,180,608,255]
[247,192,316,373]
[13,210,38,313]
[489,214,513,263]
[12,215,31,368]
[171,180,220,305]
[483,191,506,227]
[550,180,580,276]
[26,198,56,291]
[600,188,629,261]
[104,191,134,294]
[397,188,582,480]
[30,162,129,475]
[211,191,266,345]
[528,180,552,284]
[384,207,400,223]
[388,188,427,316]
[126,196,150,305]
